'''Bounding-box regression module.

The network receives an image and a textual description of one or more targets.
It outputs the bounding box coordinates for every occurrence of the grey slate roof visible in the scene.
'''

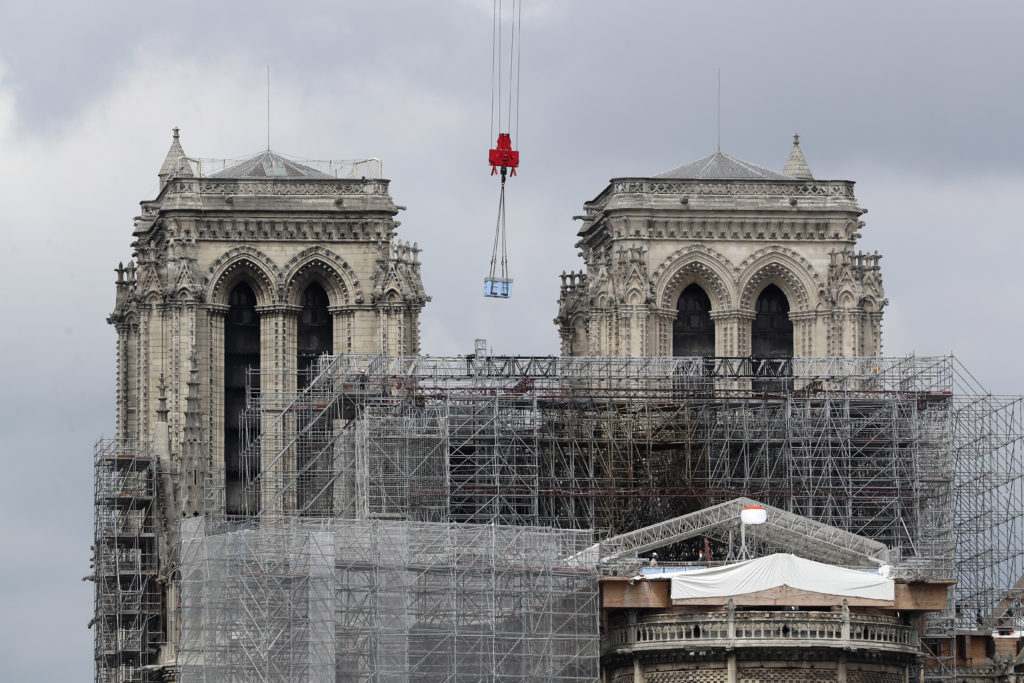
[656,151,795,180]
[210,150,334,179]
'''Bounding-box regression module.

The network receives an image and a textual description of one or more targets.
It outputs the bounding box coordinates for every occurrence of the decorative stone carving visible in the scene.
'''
[203,245,282,305]
[107,132,430,674]
[558,142,885,357]
[282,245,363,306]
[652,245,736,311]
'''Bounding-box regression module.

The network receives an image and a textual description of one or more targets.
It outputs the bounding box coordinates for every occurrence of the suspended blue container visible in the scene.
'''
[484,277,512,298]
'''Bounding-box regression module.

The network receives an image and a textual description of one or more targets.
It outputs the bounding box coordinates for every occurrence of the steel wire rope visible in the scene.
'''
[490,0,498,145]
[489,181,507,281]
[493,0,497,134]
[515,0,522,146]
[500,181,509,279]
[507,0,516,137]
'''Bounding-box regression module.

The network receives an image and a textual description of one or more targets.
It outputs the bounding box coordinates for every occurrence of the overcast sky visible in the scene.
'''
[1,1,1022,679]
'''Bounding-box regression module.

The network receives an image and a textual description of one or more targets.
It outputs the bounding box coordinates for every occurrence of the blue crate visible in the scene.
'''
[484,278,512,298]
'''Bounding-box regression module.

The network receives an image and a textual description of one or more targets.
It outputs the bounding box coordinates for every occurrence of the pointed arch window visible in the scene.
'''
[296,282,333,514]
[673,283,714,356]
[225,282,259,515]
[297,282,333,386]
[751,284,793,358]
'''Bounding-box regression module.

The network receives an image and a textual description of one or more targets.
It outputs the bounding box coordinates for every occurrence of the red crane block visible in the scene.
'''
[488,133,519,176]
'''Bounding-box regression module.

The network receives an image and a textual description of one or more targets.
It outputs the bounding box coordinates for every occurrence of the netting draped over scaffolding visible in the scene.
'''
[159,350,1024,683]
[179,517,598,682]
[237,354,960,568]
[227,353,1024,625]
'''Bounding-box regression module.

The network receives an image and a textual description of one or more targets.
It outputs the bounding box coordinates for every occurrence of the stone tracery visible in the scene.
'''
[204,246,282,306]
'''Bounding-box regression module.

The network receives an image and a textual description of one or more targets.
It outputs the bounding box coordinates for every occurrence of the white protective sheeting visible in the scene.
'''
[670,553,894,602]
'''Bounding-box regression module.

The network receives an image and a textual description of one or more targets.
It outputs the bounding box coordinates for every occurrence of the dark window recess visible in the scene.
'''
[751,284,793,391]
[225,282,259,515]
[297,282,333,385]
[297,283,333,514]
[751,284,793,358]
[673,283,715,356]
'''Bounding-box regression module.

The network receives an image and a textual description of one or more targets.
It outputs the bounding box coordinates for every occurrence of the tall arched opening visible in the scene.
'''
[296,282,333,514]
[751,284,793,358]
[224,282,259,515]
[751,284,793,391]
[673,283,715,356]
[297,282,333,385]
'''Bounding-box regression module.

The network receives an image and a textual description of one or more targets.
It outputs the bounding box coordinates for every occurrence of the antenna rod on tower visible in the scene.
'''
[717,68,721,153]
[267,66,271,150]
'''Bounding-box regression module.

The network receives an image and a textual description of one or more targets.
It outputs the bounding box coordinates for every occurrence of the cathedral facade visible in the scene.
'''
[98,131,428,678]
[109,130,429,516]
[95,131,910,682]
[555,137,886,359]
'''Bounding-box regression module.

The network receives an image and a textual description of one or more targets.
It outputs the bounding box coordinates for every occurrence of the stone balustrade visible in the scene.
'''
[606,178,857,199]
[602,610,918,656]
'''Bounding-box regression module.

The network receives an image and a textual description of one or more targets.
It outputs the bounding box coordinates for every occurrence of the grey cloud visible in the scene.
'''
[1,2,1023,678]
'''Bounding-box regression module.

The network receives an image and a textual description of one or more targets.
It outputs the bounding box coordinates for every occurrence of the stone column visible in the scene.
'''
[869,311,884,356]
[828,308,845,356]
[710,309,756,357]
[789,311,816,357]
[114,321,132,439]
[622,305,648,355]
[650,307,675,356]
[376,304,397,357]
[139,303,155,443]
[589,310,609,356]
[632,657,645,683]
[329,305,353,355]
[205,305,228,478]
[726,598,737,683]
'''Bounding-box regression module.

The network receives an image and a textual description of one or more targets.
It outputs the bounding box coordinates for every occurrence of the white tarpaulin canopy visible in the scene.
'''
[670,553,894,602]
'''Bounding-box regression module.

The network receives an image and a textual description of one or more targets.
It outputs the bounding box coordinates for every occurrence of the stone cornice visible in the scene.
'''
[167,217,397,243]
[597,177,856,202]
[165,177,391,198]
[580,215,859,244]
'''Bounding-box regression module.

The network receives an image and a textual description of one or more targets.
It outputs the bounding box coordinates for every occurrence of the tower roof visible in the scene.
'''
[656,151,794,180]
[782,133,814,179]
[158,127,194,186]
[209,150,335,179]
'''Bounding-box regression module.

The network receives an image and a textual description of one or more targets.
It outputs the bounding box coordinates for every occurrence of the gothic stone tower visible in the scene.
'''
[555,137,885,359]
[109,128,428,516]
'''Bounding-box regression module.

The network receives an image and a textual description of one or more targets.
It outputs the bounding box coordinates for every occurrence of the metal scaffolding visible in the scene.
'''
[96,350,1024,681]
[232,353,1024,625]
[238,354,962,568]
[93,439,162,683]
[178,517,598,682]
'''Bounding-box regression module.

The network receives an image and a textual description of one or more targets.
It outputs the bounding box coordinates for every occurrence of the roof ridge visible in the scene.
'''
[210,149,334,179]
[656,151,794,180]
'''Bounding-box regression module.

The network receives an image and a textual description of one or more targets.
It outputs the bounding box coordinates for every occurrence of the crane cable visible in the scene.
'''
[488,178,508,283]
[489,0,521,146]
[486,0,521,297]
